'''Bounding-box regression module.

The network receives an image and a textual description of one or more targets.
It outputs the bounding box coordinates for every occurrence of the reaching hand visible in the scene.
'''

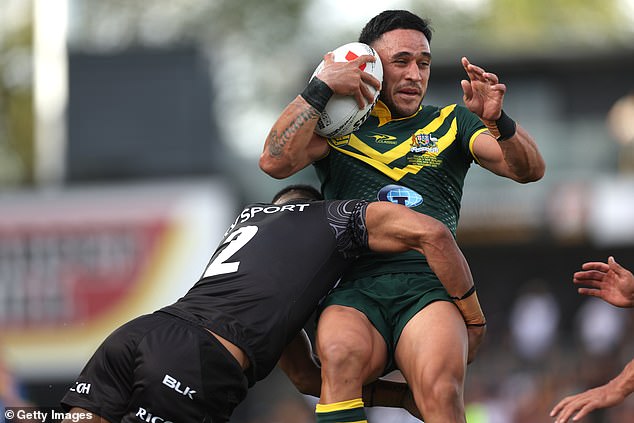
[573,256,634,308]
[460,57,505,122]
[550,381,627,423]
[550,258,634,422]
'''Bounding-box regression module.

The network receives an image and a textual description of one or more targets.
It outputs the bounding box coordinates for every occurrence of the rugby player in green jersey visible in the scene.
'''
[260,9,545,423]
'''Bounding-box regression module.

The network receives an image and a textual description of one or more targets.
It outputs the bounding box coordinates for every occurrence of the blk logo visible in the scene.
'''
[162,374,196,400]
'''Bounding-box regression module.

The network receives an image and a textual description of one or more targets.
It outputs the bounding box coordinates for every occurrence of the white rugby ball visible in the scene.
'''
[310,42,383,138]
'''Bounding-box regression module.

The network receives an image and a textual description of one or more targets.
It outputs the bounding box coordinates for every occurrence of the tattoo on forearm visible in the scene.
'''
[268,106,320,158]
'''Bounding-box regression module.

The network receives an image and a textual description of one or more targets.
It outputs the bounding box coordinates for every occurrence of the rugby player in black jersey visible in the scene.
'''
[60,184,484,422]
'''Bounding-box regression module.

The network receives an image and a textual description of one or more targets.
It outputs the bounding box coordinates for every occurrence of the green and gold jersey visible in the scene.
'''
[314,100,487,278]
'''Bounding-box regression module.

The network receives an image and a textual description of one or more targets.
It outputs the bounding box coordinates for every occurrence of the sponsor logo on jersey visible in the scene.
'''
[370,133,398,144]
[377,185,423,208]
[162,374,196,400]
[136,407,174,423]
[69,381,91,395]
[410,133,439,154]
[224,203,312,237]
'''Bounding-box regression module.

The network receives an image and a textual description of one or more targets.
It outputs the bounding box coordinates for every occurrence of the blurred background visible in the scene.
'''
[1,0,634,421]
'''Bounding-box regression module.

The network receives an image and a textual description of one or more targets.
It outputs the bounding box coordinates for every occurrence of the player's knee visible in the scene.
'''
[418,377,463,413]
[317,307,379,376]
[318,335,371,373]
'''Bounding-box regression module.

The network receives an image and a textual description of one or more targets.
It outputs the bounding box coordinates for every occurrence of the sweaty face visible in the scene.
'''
[372,29,431,118]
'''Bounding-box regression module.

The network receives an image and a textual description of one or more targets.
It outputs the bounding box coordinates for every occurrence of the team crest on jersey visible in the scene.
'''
[410,133,439,154]
[377,184,423,208]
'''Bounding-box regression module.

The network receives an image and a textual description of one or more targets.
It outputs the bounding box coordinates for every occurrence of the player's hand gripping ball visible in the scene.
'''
[310,42,383,138]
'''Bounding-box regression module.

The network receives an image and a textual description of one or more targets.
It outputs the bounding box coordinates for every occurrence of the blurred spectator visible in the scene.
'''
[576,297,626,355]
[509,280,560,361]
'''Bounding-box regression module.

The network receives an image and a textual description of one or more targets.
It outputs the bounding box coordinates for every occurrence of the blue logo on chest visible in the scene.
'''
[377,185,423,208]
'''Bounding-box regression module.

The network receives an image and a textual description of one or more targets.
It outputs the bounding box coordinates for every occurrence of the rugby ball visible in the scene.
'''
[310,42,383,138]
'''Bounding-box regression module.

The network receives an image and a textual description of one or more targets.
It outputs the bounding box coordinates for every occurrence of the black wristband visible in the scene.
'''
[300,77,333,113]
[495,110,517,141]
[450,285,476,301]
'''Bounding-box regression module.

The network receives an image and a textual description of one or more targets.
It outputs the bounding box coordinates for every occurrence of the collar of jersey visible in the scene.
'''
[371,100,422,126]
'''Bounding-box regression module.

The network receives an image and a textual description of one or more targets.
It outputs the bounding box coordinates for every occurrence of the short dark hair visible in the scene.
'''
[359,10,433,46]
[271,184,323,204]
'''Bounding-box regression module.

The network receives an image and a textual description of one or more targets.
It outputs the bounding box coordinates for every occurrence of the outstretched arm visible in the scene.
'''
[364,201,486,362]
[550,358,634,422]
[573,256,634,308]
[461,57,545,183]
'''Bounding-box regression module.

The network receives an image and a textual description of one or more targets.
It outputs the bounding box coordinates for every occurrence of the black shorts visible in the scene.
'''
[61,311,248,423]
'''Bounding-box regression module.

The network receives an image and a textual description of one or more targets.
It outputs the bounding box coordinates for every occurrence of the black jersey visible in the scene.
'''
[161,199,369,385]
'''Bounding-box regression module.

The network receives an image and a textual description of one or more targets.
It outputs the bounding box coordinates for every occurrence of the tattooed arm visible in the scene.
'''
[259,96,330,179]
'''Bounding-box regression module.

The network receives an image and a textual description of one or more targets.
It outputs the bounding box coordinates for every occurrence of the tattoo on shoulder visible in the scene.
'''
[268,105,320,158]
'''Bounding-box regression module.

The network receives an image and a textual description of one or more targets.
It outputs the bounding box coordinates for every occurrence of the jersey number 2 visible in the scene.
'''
[203,225,259,277]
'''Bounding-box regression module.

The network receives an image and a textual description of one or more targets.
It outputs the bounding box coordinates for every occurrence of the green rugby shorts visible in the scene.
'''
[318,271,451,374]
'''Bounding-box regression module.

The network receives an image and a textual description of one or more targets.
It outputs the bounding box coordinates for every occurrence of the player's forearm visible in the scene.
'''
[480,110,545,183]
[427,228,486,327]
[610,358,634,399]
[497,124,545,183]
[259,97,322,178]
[422,226,474,299]
[278,331,322,397]
[416,221,485,326]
